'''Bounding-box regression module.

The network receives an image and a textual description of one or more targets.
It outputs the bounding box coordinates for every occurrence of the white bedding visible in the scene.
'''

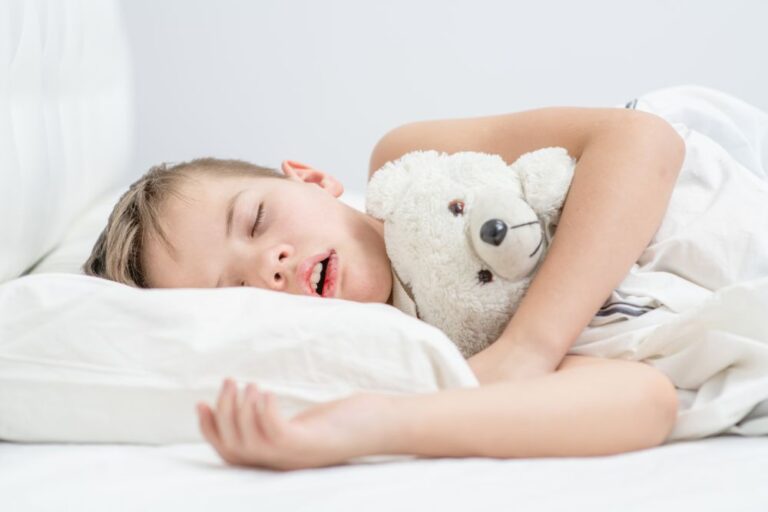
[568,85,768,440]
[3,85,768,511]
[2,437,766,511]
[4,2,766,509]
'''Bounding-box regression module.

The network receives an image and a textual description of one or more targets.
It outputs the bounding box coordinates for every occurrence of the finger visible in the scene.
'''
[197,402,239,464]
[250,385,273,441]
[258,390,286,443]
[239,383,265,447]
[197,402,220,446]
[215,379,241,450]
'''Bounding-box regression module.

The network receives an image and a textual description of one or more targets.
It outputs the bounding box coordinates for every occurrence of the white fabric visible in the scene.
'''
[570,85,768,439]
[27,188,126,275]
[574,277,768,439]
[0,0,134,283]
[599,85,768,320]
[2,436,767,511]
[0,271,476,444]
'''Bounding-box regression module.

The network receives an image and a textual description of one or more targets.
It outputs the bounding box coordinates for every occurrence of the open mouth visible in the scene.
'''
[311,257,330,295]
[307,250,338,298]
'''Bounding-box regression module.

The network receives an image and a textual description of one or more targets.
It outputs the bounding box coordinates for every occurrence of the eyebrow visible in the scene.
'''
[216,190,245,288]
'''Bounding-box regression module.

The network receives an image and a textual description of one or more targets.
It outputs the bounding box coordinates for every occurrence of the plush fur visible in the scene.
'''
[366,148,576,358]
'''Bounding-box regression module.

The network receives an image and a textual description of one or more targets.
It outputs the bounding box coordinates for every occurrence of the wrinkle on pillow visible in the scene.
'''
[0,273,477,444]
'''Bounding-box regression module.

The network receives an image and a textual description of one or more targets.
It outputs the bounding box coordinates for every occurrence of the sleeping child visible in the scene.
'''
[83,85,768,471]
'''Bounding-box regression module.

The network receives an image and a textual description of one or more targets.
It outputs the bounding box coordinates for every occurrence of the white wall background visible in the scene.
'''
[121,0,768,193]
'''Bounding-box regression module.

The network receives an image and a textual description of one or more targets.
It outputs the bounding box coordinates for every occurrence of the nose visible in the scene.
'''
[252,244,294,291]
[479,219,508,246]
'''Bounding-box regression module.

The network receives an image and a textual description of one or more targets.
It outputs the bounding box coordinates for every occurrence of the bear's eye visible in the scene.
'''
[448,199,465,216]
[477,269,493,284]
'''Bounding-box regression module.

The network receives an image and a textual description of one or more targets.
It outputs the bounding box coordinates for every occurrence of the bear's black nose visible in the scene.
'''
[480,219,507,246]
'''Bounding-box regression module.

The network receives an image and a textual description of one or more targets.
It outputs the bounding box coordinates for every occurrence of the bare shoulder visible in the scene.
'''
[368,106,666,179]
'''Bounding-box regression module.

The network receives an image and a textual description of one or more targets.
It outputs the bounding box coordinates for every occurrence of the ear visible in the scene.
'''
[281,160,344,198]
[514,147,575,216]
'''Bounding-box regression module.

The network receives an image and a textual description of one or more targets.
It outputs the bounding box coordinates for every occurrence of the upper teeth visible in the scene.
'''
[310,261,323,291]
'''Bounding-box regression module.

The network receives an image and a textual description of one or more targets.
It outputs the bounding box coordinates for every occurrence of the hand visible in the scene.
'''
[467,337,555,386]
[197,379,396,471]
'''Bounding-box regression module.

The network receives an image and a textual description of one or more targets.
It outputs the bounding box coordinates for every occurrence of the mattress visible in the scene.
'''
[2,436,766,511]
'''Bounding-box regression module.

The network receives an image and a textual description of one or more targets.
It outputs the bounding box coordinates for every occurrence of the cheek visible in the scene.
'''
[279,209,337,244]
[318,209,353,237]
[281,198,357,248]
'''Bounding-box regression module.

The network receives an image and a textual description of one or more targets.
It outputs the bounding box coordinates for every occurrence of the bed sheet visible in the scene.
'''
[2,437,766,512]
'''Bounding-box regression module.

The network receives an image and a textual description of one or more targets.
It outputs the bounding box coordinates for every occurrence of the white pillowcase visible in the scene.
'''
[0,1,134,283]
[0,272,477,444]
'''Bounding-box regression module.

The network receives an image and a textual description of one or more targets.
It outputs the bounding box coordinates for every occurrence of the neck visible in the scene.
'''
[363,212,385,238]
[361,212,393,305]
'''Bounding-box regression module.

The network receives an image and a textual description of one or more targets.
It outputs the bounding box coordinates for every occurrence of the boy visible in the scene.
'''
[85,104,685,470]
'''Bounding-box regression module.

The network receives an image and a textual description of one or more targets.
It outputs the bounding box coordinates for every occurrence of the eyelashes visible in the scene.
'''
[250,203,264,237]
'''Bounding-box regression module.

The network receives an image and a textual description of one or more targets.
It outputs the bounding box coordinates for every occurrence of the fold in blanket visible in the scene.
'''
[574,277,768,440]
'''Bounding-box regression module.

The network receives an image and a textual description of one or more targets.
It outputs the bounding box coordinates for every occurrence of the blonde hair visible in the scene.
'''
[83,157,284,288]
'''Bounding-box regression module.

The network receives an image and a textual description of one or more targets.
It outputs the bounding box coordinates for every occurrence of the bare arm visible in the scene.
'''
[197,355,679,470]
[368,106,636,179]
[381,355,678,458]
[369,107,685,378]
[496,116,684,372]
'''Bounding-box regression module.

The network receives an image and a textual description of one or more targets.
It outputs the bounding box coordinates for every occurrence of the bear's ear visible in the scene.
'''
[365,150,441,220]
[365,163,410,220]
[514,147,576,216]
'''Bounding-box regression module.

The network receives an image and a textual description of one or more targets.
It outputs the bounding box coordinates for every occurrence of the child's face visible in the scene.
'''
[142,162,393,304]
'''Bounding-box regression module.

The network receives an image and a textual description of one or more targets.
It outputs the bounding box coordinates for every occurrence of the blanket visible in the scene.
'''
[572,85,768,440]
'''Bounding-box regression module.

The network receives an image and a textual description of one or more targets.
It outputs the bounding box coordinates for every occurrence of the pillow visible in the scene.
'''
[27,188,126,276]
[0,1,134,283]
[0,272,477,444]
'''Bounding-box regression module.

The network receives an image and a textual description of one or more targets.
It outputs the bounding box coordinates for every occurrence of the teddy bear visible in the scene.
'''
[365,148,576,358]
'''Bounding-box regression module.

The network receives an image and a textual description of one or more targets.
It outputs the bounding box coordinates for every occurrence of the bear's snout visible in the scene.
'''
[479,219,507,246]
[479,218,540,247]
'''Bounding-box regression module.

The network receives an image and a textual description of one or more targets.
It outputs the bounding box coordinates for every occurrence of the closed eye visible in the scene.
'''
[251,203,264,237]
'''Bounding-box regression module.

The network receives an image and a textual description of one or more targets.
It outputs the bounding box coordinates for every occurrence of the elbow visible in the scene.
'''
[368,120,431,180]
[637,365,679,449]
[597,362,679,455]
[368,135,390,180]
[635,110,687,182]
[368,123,411,181]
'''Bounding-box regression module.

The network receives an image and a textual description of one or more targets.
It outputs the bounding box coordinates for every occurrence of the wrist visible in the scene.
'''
[494,331,562,374]
[357,392,413,456]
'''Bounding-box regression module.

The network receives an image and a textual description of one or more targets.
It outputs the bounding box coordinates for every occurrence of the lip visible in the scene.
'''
[297,249,338,298]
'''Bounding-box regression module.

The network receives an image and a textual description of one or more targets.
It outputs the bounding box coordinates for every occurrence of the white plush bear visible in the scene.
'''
[366,148,576,358]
